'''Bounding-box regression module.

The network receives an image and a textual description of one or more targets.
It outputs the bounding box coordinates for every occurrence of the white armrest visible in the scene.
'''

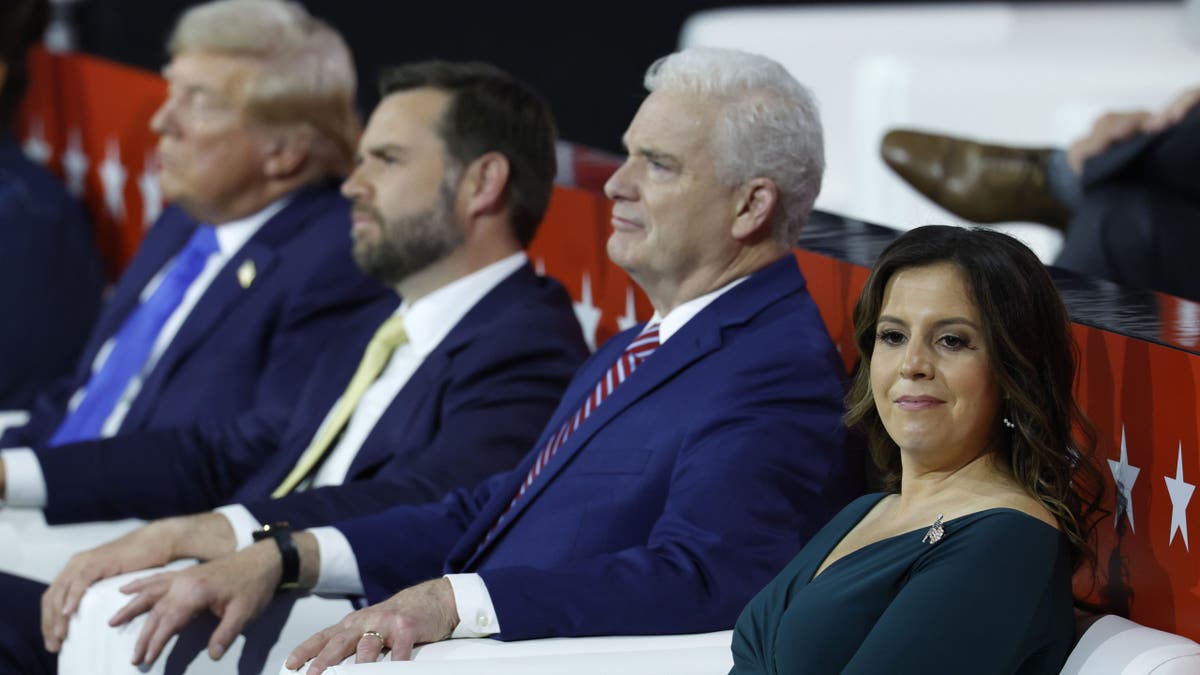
[285,631,734,675]
[1061,615,1200,675]
[0,509,143,583]
[0,409,29,436]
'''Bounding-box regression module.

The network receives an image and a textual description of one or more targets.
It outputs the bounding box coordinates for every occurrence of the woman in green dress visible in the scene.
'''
[731,225,1105,675]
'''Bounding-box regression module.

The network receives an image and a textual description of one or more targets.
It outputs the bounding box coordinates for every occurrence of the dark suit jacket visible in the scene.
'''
[1057,104,1200,302]
[36,264,588,526]
[2,183,386,449]
[0,133,103,409]
[337,255,862,640]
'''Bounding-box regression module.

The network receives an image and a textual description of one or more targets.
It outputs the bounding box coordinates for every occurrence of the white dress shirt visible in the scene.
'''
[216,252,529,559]
[1,199,285,506]
[311,273,747,638]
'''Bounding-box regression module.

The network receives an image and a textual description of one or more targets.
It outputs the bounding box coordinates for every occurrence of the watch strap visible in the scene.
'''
[252,522,300,590]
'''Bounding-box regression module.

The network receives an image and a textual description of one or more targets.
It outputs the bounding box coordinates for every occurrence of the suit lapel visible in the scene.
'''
[344,352,445,477]
[233,299,395,502]
[87,218,193,356]
[127,240,280,421]
[340,263,549,478]
[462,255,807,564]
[156,240,279,370]
[119,194,320,429]
[474,321,719,556]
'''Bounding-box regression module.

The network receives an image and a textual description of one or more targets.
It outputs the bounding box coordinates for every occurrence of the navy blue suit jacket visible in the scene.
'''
[337,255,862,640]
[2,183,386,449]
[36,264,588,527]
[0,133,103,409]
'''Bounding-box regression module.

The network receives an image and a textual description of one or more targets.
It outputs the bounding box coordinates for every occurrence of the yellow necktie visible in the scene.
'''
[271,314,408,497]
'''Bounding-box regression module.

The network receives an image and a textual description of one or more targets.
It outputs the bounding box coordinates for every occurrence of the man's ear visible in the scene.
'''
[731,177,779,241]
[262,129,312,179]
[461,151,511,219]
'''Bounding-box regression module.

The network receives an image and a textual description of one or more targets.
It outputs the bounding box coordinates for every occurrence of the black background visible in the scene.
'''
[74,0,1098,153]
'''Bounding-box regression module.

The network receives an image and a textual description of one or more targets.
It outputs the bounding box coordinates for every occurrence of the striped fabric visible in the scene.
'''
[477,324,661,549]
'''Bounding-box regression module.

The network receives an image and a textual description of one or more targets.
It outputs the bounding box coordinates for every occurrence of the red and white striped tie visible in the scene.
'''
[478,324,661,548]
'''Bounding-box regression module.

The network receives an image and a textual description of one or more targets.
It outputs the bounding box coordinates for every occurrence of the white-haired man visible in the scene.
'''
[61,47,861,673]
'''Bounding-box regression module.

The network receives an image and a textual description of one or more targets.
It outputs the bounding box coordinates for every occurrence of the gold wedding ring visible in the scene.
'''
[360,630,385,646]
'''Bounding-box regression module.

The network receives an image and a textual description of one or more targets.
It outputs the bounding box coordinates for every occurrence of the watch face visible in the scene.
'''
[252,522,291,541]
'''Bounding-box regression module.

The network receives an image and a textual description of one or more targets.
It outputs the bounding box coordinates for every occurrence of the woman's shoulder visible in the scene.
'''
[940,477,1059,531]
[942,503,1066,555]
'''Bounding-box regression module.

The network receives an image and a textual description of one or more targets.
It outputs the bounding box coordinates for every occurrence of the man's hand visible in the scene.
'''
[106,534,293,666]
[1143,87,1200,134]
[1067,86,1200,173]
[1067,110,1152,173]
[284,578,459,674]
[40,513,233,652]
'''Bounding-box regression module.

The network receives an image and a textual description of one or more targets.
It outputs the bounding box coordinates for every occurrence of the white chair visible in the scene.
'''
[0,507,144,583]
[0,409,30,437]
[1061,615,1200,675]
[310,631,734,675]
[305,615,1200,675]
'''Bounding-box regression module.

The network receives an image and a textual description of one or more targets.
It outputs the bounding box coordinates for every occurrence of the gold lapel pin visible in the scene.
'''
[237,259,257,288]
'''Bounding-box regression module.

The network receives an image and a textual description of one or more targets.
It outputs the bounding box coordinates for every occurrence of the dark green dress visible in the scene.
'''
[730,493,1074,674]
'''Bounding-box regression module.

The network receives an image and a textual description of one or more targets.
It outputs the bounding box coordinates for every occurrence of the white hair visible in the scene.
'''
[169,0,359,174]
[644,47,824,245]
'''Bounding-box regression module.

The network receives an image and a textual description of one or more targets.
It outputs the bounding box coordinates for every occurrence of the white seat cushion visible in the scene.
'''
[299,631,734,675]
[1061,615,1200,675]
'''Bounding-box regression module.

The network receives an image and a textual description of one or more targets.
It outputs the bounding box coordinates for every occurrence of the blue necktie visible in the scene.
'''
[50,226,219,445]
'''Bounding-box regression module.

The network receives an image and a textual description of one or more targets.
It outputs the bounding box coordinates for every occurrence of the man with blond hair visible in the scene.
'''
[0,0,380,497]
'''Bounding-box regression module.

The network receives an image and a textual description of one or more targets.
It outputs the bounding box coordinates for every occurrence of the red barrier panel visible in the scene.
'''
[15,47,166,280]
[1074,325,1200,635]
[528,187,652,351]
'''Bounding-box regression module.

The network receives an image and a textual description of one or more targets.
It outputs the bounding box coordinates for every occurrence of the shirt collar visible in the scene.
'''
[650,274,749,343]
[399,252,528,354]
[211,196,290,256]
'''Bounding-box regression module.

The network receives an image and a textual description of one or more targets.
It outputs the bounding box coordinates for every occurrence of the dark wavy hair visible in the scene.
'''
[844,225,1105,570]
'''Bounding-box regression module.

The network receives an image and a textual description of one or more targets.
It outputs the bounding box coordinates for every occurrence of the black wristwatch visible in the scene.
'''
[252,521,301,591]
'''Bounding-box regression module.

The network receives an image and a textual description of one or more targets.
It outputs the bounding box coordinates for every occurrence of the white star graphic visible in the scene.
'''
[62,128,89,198]
[617,285,638,331]
[22,118,52,165]
[99,138,127,220]
[1164,442,1195,550]
[573,271,602,352]
[138,151,162,228]
[1107,427,1140,533]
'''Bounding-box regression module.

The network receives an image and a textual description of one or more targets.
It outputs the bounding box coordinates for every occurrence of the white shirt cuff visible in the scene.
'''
[445,573,501,637]
[309,526,364,595]
[1,448,47,507]
[213,505,260,551]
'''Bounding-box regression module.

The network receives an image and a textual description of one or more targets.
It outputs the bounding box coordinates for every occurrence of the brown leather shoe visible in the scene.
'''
[881,129,1071,230]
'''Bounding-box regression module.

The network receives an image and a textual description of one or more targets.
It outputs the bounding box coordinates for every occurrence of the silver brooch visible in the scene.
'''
[921,513,945,545]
